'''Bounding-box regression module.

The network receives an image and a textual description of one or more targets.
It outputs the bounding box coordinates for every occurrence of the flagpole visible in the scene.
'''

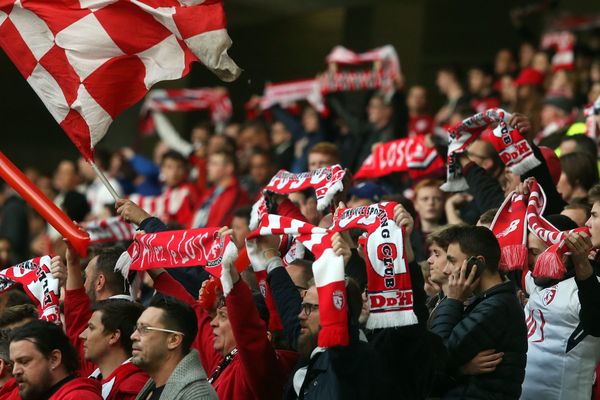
[89,161,121,202]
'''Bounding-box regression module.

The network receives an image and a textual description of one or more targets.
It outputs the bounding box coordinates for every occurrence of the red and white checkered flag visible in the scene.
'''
[0,0,241,160]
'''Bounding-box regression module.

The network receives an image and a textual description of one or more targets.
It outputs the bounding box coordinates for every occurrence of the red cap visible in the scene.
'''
[514,68,544,86]
[539,146,561,185]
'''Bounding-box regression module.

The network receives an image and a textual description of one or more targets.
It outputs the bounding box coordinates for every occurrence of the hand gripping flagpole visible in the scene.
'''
[89,160,121,202]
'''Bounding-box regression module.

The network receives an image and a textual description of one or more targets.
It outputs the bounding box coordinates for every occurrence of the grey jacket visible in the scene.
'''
[135,349,217,400]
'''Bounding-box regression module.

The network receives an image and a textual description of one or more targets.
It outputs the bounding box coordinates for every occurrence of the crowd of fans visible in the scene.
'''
[0,28,599,400]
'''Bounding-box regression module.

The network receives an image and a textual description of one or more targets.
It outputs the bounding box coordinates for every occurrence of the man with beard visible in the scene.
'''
[131,296,216,400]
[79,300,148,400]
[263,233,385,399]
[9,320,101,400]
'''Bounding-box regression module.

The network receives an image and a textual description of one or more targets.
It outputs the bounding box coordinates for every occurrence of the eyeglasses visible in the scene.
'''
[134,324,185,336]
[300,302,319,317]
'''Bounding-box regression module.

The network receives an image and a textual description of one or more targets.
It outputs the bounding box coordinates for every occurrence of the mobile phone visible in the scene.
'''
[465,256,484,279]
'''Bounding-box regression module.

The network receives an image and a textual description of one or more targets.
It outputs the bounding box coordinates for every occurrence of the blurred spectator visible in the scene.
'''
[241,150,275,200]
[0,182,29,261]
[192,151,249,228]
[347,181,387,208]
[78,149,123,218]
[270,121,294,170]
[557,152,599,202]
[468,65,500,113]
[435,66,469,125]
[406,85,434,137]
[307,142,340,171]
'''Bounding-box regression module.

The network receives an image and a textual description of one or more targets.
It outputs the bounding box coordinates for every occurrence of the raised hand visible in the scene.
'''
[116,199,150,225]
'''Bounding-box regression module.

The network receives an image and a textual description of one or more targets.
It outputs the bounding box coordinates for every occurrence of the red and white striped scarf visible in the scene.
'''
[541,31,575,71]
[491,180,589,278]
[441,108,539,192]
[84,217,136,245]
[249,165,346,230]
[116,228,238,295]
[246,202,416,347]
[354,135,444,180]
[260,79,325,113]
[0,256,61,324]
[322,45,401,101]
[139,88,233,134]
[128,185,195,228]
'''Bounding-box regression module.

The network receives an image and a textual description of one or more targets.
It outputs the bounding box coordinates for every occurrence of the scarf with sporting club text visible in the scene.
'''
[246,202,417,347]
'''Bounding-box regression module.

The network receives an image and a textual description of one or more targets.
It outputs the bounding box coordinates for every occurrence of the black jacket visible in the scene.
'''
[430,281,527,400]
[268,265,384,400]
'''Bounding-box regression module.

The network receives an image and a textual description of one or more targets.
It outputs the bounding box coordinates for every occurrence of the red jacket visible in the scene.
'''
[64,288,148,399]
[100,361,149,400]
[154,272,298,400]
[64,287,96,377]
[49,377,102,400]
[192,178,249,228]
[0,378,18,400]
[408,114,434,137]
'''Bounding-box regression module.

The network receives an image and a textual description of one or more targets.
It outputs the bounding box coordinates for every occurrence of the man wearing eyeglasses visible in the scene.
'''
[131,296,217,400]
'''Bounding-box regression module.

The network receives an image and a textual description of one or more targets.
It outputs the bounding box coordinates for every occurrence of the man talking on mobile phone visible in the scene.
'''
[430,225,528,400]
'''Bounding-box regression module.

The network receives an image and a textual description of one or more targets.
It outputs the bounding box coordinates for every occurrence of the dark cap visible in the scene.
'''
[543,96,574,114]
[349,181,387,202]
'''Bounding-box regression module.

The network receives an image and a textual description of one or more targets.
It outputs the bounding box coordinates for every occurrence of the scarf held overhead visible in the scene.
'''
[116,228,238,295]
[84,217,136,245]
[490,180,589,278]
[354,135,444,180]
[0,256,61,324]
[246,202,417,347]
[441,108,540,192]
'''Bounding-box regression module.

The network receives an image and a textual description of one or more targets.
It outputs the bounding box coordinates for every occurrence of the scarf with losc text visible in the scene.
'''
[115,228,238,296]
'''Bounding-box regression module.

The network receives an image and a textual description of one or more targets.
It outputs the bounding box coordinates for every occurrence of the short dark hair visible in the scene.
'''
[427,224,464,250]
[0,304,37,329]
[93,246,129,296]
[451,226,501,271]
[211,150,238,175]
[561,135,596,158]
[160,150,188,167]
[0,330,11,364]
[589,184,600,205]
[92,300,144,355]
[565,198,591,220]
[233,206,252,222]
[9,320,79,374]
[148,295,197,354]
[560,152,599,191]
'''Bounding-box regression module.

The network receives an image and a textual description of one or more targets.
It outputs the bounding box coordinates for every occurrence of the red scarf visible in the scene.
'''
[354,136,444,181]
[491,180,589,278]
[115,228,238,295]
[0,256,61,324]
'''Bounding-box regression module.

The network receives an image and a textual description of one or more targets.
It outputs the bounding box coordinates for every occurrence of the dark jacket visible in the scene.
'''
[430,281,527,400]
[268,265,384,400]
